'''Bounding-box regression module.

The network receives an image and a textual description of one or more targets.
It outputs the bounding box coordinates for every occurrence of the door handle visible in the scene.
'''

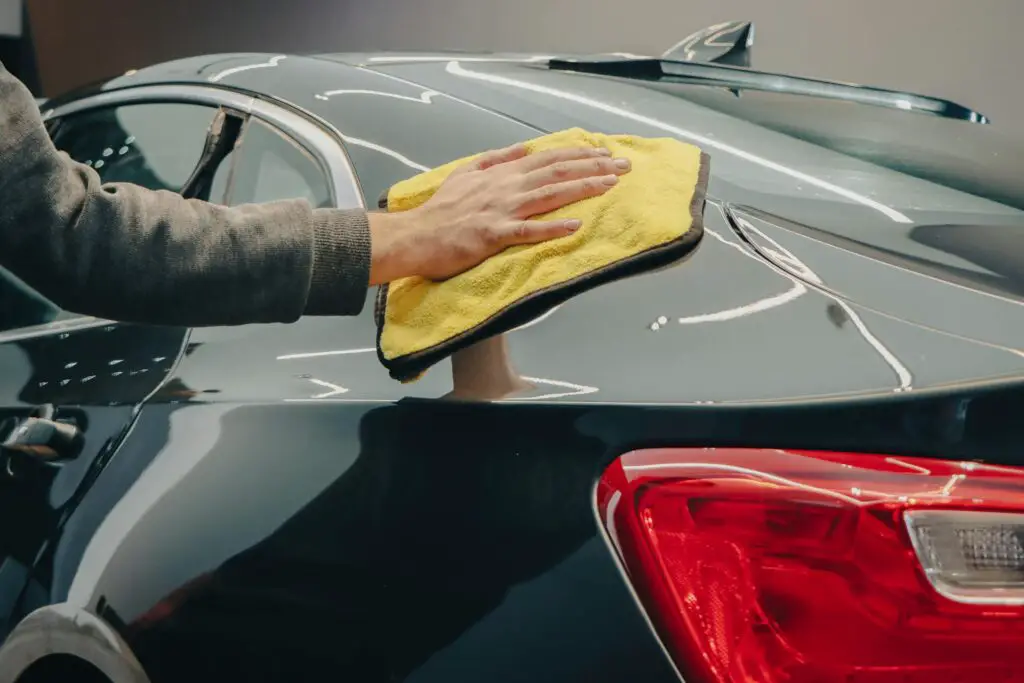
[0,404,84,465]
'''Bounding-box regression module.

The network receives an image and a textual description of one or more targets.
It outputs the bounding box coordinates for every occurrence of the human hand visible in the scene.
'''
[368,143,631,284]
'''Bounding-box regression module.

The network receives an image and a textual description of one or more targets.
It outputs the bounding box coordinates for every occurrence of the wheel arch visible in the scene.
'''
[0,604,148,683]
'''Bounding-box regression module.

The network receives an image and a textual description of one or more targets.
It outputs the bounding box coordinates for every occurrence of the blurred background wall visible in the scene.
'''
[0,0,38,93]
[17,0,1022,128]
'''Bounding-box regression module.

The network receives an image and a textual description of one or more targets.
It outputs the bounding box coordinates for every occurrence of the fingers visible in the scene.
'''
[508,145,612,173]
[459,144,616,178]
[522,155,630,189]
[465,143,529,173]
[516,175,620,217]
[495,218,583,247]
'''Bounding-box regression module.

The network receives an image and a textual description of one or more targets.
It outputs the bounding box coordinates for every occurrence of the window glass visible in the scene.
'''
[209,149,235,203]
[51,102,219,193]
[226,119,332,208]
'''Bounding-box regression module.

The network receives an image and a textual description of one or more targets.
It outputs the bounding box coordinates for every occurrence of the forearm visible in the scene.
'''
[0,63,371,327]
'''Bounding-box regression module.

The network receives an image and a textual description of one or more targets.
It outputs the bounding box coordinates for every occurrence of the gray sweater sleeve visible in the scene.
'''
[0,63,372,327]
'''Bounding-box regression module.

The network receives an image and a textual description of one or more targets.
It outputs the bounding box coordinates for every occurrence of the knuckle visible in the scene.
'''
[532,152,554,168]
[574,179,595,195]
[522,187,553,208]
[533,186,559,206]
[483,226,504,248]
[513,221,530,241]
[551,162,572,179]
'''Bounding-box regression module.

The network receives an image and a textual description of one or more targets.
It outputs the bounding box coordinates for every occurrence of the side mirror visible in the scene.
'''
[663,20,754,68]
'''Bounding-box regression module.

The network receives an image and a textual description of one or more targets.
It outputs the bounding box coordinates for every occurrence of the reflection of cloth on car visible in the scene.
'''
[125,402,601,683]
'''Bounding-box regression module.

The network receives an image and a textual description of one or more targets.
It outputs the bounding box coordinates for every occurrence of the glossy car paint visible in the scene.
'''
[1,52,1022,682]
[0,322,185,641]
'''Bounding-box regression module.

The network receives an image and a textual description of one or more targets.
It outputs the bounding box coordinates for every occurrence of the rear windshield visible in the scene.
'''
[645,81,1024,211]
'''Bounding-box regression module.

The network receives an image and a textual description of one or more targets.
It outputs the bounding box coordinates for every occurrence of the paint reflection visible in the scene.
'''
[208,55,286,83]
[445,60,912,224]
[113,402,600,682]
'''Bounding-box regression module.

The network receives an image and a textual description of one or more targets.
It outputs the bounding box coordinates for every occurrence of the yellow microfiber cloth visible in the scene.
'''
[374,127,710,382]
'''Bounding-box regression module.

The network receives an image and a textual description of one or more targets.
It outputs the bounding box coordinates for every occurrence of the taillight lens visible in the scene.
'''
[597,448,1024,683]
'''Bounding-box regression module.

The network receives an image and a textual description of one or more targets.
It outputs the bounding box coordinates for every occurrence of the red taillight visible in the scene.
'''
[597,448,1024,683]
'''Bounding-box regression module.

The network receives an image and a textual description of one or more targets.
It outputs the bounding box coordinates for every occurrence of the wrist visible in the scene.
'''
[368,210,419,285]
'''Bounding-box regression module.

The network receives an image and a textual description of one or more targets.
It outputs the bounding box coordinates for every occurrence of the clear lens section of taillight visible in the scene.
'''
[906,510,1024,603]
[596,448,1024,683]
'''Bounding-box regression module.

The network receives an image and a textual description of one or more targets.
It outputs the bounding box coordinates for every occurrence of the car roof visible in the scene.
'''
[43,51,552,105]
[44,49,641,115]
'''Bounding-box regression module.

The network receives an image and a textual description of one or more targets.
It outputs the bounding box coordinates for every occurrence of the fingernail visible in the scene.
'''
[595,147,611,156]
[602,175,620,186]
[614,158,631,170]
[564,219,582,232]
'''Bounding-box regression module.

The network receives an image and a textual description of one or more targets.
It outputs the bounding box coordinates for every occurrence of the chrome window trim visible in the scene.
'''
[0,84,366,346]
[42,83,364,210]
[41,85,257,118]
[0,317,114,345]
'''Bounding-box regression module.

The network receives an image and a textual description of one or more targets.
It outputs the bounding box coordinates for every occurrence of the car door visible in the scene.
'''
[0,97,234,642]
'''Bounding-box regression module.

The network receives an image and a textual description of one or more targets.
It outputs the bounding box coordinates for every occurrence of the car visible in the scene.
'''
[1,20,1023,683]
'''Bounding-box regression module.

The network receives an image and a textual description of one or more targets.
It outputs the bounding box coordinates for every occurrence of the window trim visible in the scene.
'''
[0,316,114,344]
[0,84,366,345]
[41,84,364,210]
